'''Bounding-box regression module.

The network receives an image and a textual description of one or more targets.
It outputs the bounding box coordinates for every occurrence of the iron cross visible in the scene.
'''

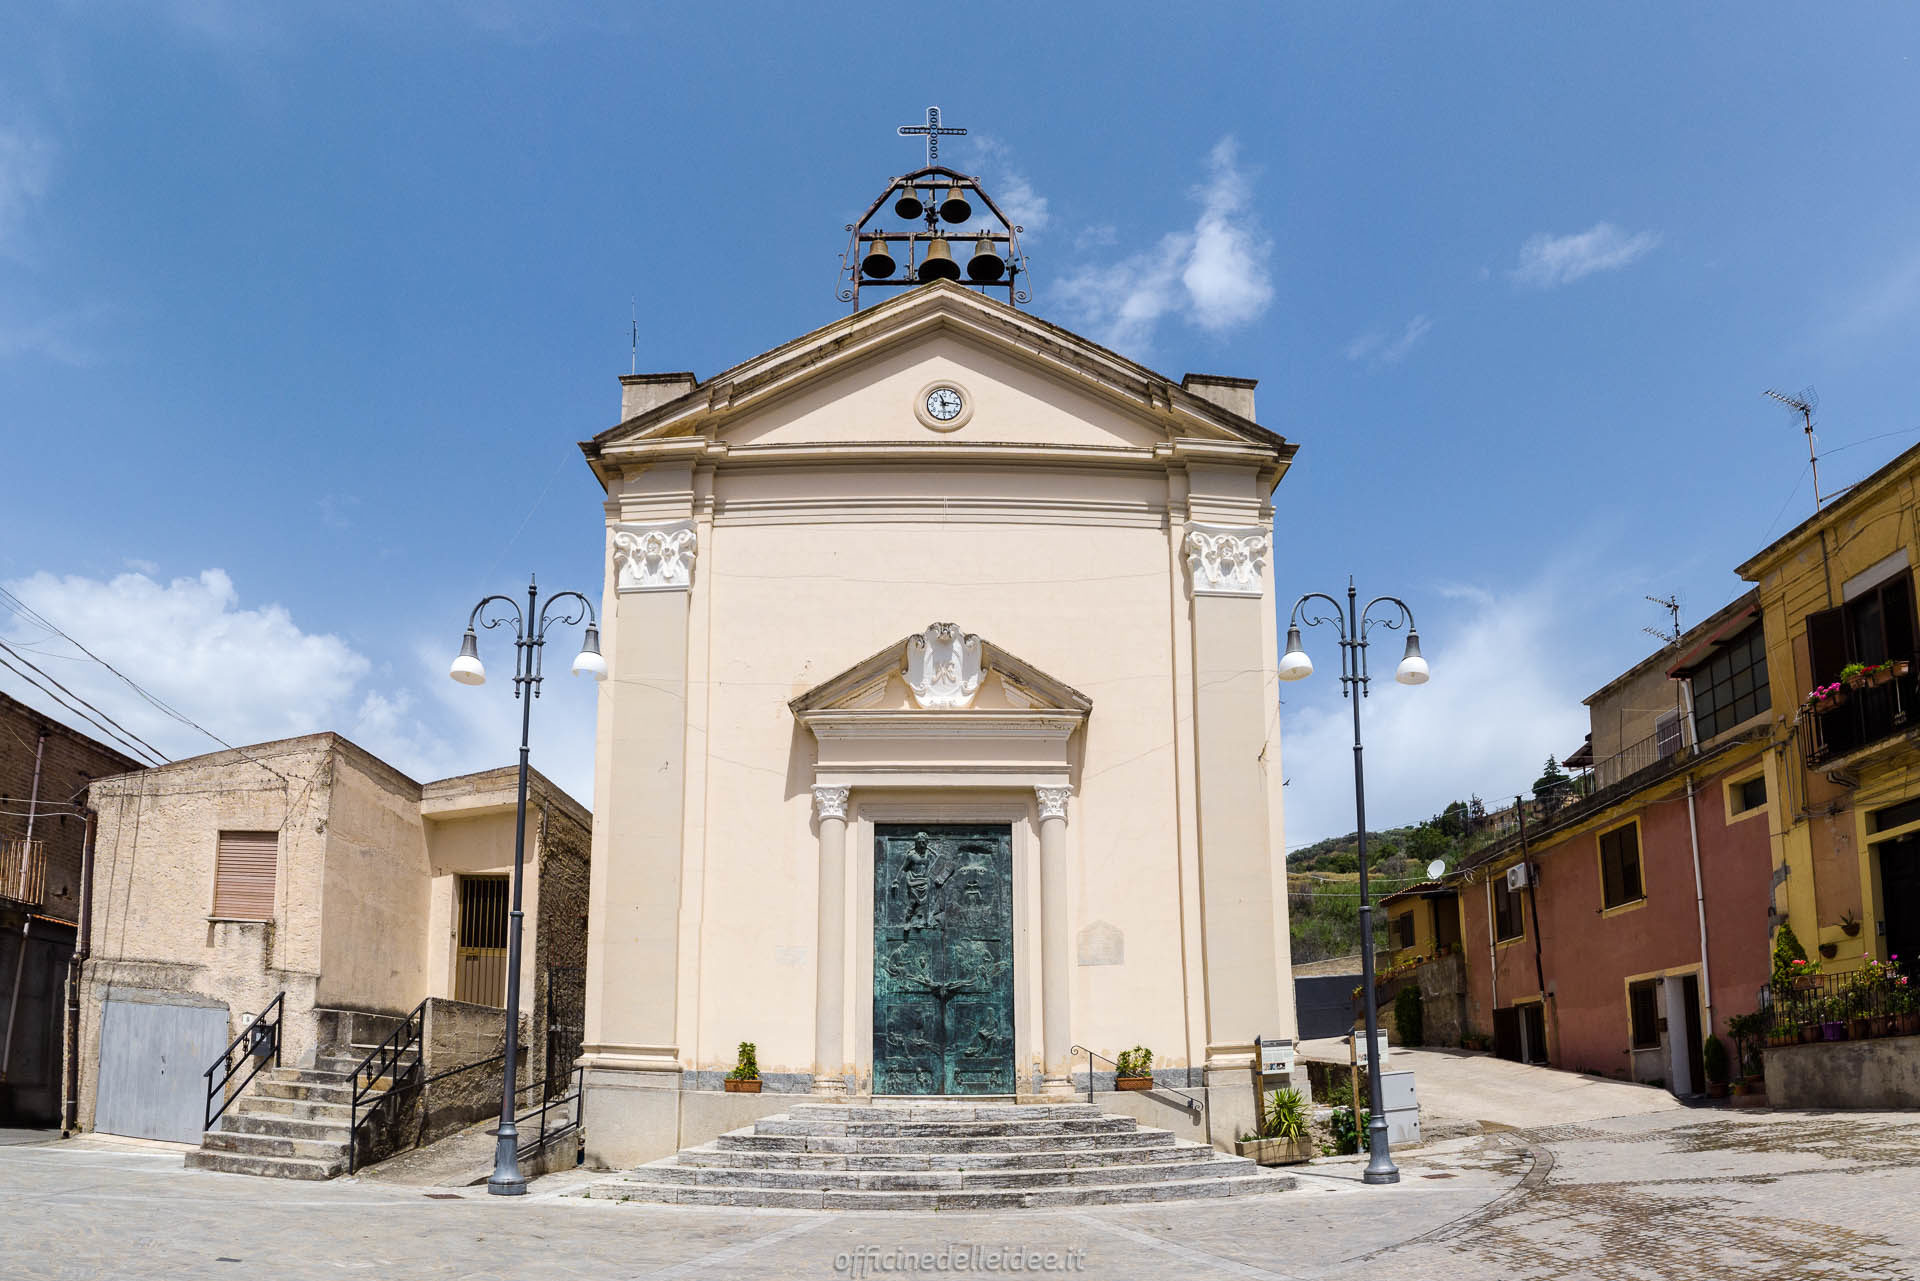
[897,106,966,165]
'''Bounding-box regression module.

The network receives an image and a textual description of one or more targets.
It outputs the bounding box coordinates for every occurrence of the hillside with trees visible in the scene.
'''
[1286,798,1500,964]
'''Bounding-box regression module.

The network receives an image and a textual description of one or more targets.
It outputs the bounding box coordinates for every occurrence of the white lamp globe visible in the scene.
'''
[1278,625,1314,681]
[1395,632,1430,686]
[572,624,608,681]
[449,629,486,686]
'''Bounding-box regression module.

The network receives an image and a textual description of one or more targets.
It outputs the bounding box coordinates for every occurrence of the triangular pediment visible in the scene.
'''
[790,622,1092,717]
[584,283,1289,477]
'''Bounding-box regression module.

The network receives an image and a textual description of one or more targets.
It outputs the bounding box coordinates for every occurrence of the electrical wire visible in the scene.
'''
[0,651,168,767]
[0,638,171,763]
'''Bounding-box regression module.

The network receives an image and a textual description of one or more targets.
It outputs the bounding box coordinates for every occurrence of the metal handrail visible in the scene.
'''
[1070,1044,1203,1115]
[204,992,284,1132]
[516,1065,583,1160]
[347,999,427,1173]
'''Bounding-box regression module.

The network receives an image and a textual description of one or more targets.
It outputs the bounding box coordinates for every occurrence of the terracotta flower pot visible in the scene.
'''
[1849,1017,1873,1040]
[724,1077,762,1093]
[1800,1024,1821,1044]
[1115,1076,1153,1091]
[1707,1081,1728,1099]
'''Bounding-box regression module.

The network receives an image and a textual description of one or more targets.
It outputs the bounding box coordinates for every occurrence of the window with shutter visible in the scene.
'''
[212,831,277,920]
[1599,823,1644,910]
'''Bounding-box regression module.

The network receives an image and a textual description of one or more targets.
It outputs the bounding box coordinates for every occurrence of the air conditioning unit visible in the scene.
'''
[1506,862,1532,891]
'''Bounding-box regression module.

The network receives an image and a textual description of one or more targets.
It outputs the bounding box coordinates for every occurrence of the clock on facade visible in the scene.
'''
[916,382,971,431]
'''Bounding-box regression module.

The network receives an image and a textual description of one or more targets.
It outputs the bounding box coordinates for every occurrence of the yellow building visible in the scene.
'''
[1738,441,1920,976]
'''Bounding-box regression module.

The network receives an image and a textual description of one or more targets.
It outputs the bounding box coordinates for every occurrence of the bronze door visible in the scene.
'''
[872,825,1015,1095]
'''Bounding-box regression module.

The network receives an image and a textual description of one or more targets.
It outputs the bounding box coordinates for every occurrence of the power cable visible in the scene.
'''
[0,638,171,763]
[0,652,168,767]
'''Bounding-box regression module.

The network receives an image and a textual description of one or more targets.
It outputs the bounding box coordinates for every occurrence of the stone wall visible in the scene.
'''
[532,792,590,1085]
[1360,953,1468,1048]
[1764,1037,1920,1109]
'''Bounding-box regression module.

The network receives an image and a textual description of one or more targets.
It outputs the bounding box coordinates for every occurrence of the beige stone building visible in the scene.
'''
[577,280,1299,1163]
[77,733,589,1145]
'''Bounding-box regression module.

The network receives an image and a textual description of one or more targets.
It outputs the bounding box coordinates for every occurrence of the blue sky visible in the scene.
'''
[3,4,1918,849]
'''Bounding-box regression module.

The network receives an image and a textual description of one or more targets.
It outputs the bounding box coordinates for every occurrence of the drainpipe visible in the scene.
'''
[1517,797,1551,1062]
[1,731,48,1080]
[1686,775,1714,1036]
[64,807,96,1134]
[1485,876,1498,1011]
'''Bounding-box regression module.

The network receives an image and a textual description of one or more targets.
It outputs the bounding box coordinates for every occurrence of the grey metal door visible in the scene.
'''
[94,995,229,1143]
[873,825,1014,1095]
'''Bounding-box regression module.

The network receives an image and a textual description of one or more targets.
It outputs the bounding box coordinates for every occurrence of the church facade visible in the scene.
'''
[577,281,1298,1165]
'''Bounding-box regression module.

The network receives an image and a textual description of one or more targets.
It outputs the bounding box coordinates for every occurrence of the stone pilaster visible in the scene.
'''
[811,784,851,1098]
[1035,785,1075,1098]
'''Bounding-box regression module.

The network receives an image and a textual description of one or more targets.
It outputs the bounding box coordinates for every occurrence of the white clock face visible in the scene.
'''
[925,387,964,422]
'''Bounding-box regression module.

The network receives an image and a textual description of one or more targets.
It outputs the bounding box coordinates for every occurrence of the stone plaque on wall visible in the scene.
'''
[1076,920,1124,966]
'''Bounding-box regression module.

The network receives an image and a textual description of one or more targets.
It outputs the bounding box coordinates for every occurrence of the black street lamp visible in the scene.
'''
[448,574,605,1196]
[1278,579,1428,1186]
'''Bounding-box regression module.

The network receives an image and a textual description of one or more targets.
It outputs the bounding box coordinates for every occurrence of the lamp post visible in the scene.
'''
[448,574,606,1196]
[1278,578,1428,1186]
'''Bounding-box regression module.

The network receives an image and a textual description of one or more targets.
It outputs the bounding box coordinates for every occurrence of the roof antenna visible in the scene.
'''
[630,298,638,375]
[1644,594,1680,647]
[1764,386,1821,512]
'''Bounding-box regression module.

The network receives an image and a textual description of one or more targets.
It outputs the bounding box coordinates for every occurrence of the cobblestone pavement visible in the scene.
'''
[3,1109,1916,1279]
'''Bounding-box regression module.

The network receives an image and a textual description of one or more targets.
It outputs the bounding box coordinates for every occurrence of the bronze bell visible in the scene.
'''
[917,235,962,282]
[938,183,973,224]
[861,237,897,279]
[966,235,1005,282]
[893,186,926,220]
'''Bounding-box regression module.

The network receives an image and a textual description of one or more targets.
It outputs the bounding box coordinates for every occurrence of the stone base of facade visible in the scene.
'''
[1763,1037,1920,1109]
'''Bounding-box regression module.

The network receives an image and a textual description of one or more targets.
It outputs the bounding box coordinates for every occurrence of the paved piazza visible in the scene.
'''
[4,1109,1917,1280]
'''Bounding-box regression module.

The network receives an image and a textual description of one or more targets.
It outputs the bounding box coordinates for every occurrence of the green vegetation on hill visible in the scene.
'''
[1286,798,1496,965]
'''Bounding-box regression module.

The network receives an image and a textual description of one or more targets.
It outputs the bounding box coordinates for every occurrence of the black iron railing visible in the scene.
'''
[204,992,284,1132]
[347,998,426,1173]
[1766,971,1909,1029]
[517,1065,583,1160]
[1070,1045,1204,1115]
[1803,668,1918,767]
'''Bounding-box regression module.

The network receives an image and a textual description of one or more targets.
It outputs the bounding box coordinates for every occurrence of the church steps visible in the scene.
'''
[589,1171,1292,1211]
[590,1104,1296,1210]
[197,1129,351,1163]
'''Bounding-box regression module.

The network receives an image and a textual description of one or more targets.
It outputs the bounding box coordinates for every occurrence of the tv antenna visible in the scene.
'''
[629,298,638,375]
[1764,386,1821,511]
[1644,593,1681,647]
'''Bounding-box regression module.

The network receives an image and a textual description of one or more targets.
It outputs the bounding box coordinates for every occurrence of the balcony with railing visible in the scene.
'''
[1801,661,1919,769]
[0,838,47,906]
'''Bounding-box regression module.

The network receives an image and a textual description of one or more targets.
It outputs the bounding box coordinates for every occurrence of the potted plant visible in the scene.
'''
[1819,941,1839,960]
[1114,1046,1154,1090]
[1801,681,1847,715]
[1840,910,1862,938]
[1234,1087,1313,1166]
[1818,996,1848,1041]
[1702,1034,1730,1099]
[724,1040,762,1092]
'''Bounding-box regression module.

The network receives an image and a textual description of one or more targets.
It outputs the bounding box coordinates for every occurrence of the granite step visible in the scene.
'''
[226,1094,352,1122]
[185,1149,346,1181]
[199,1129,351,1163]
[589,1171,1294,1211]
[213,1110,352,1143]
[590,1105,1298,1210]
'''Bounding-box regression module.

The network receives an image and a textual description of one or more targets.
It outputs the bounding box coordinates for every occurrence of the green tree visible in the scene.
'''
[1533,755,1570,814]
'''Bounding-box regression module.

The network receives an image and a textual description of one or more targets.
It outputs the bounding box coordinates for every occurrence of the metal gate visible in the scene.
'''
[94,994,229,1143]
[872,825,1014,1095]
[455,876,509,1007]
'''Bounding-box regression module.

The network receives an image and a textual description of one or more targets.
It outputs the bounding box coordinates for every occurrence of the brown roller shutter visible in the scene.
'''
[213,831,277,920]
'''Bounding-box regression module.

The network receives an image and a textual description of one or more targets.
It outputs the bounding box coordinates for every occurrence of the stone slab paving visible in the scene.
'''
[2,1108,1917,1279]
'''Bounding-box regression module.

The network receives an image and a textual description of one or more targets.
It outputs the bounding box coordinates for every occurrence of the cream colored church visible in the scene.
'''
[576,277,1298,1165]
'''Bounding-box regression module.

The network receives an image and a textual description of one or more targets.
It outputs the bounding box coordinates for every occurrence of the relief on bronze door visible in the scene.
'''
[873,825,1014,1095]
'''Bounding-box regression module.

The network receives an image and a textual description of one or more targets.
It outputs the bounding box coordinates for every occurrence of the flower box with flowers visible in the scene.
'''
[1800,682,1848,717]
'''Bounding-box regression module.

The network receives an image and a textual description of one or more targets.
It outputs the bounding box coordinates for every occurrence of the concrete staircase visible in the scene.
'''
[184,1048,417,1181]
[588,1101,1295,1210]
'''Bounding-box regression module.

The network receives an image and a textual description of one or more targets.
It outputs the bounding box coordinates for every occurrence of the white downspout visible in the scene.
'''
[1486,876,1498,1011]
[1686,775,1714,1036]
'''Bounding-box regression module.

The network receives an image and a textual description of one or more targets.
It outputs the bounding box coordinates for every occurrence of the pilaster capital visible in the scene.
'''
[611,519,697,592]
[1184,522,1269,597]
[812,784,851,822]
[1034,786,1072,824]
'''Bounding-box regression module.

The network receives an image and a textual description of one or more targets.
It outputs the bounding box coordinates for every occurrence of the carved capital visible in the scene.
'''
[1184,523,1269,597]
[1034,786,1072,823]
[611,520,697,592]
[812,785,851,821]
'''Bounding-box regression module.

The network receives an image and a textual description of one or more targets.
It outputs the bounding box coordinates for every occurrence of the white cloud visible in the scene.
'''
[0,566,597,804]
[1056,137,1273,352]
[1279,581,1591,854]
[956,135,1049,235]
[0,125,53,256]
[1344,314,1432,368]
[1511,222,1660,289]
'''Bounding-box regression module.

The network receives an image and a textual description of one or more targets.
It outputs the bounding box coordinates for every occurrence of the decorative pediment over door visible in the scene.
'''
[790,623,1090,790]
